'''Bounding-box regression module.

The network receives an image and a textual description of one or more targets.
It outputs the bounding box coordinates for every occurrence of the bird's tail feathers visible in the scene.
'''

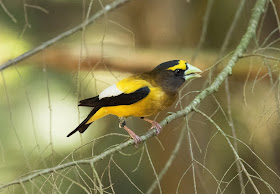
[67,107,100,137]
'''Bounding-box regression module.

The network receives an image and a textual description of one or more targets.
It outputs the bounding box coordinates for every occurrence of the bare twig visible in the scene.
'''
[241,53,280,61]
[112,158,144,194]
[1,72,31,171]
[0,0,134,71]
[194,108,260,194]
[0,0,17,23]
[269,0,280,35]
[192,0,215,62]
[219,0,247,58]
[225,77,245,194]
[146,124,185,194]
[145,143,162,194]
[25,4,49,14]
[186,120,197,194]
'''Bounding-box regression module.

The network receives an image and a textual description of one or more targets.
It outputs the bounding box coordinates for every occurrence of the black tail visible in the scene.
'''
[67,107,100,137]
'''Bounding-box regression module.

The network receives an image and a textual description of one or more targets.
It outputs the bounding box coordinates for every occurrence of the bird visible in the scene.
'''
[67,60,202,144]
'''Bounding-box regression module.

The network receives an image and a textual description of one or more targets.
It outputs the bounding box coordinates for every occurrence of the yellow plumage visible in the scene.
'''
[86,76,174,123]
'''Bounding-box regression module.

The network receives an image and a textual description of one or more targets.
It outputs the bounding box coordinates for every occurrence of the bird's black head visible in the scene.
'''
[150,60,202,93]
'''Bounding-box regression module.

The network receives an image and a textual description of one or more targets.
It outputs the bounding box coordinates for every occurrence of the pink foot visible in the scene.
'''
[131,134,141,144]
[123,126,141,144]
[143,118,162,135]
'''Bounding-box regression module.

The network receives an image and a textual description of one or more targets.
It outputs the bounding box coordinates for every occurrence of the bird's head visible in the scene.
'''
[150,60,202,93]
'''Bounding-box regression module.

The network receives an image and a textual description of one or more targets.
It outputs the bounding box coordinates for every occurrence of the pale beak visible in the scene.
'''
[184,64,202,80]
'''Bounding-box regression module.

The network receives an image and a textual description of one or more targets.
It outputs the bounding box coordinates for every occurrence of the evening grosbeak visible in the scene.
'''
[67,60,202,143]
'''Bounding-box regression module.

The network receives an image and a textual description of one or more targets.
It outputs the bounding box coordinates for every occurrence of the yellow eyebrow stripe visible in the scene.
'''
[167,60,187,71]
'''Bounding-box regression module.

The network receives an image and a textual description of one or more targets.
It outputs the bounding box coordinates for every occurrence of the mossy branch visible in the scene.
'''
[0,0,267,191]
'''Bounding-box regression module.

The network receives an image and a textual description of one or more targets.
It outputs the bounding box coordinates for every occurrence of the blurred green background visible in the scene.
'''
[0,0,280,193]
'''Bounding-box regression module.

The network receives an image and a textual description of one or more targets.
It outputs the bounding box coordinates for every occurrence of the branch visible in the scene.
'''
[0,0,133,71]
[191,0,214,62]
[0,0,17,23]
[0,0,267,191]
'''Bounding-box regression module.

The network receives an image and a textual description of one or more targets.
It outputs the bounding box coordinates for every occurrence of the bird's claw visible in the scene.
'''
[142,118,163,135]
[123,125,141,145]
[132,134,141,145]
[151,122,162,135]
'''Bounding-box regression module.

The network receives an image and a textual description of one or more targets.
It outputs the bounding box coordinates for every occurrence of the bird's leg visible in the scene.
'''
[141,117,162,135]
[119,117,126,128]
[119,117,141,144]
[123,126,141,144]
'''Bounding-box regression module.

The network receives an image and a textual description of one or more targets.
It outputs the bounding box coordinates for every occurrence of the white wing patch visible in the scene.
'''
[99,84,123,100]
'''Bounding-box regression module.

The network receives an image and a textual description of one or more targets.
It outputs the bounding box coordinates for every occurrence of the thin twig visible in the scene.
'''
[219,0,247,58]
[0,0,134,71]
[25,4,49,14]
[146,125,185,194]
[194,108,260,194]
[186,119,197,194]
[1,71,31,170]
[111,158,144,194]
[269,0,280,35]
[145,143,162,194]
[225,78,245,194]
[241,53,280,61]
[0,0,17,23]
[90,162,104,194]
[192,0,215,62]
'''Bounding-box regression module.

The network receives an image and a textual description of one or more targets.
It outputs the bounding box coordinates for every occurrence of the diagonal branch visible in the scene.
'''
[0,0,133,71]
[0,0,267,191]
[0,0,17,23]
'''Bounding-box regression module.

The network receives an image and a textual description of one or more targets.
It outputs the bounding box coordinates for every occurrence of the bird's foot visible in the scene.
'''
[143,118,162,135]
[123,126,141,144]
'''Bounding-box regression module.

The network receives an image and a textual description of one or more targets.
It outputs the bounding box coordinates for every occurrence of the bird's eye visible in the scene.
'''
[174,69,182,76]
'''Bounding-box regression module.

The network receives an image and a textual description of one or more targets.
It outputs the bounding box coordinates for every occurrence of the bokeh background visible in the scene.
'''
[0,0,280,193]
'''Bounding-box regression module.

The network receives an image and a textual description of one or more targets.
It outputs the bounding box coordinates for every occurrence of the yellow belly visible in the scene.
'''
[86,87,176,124]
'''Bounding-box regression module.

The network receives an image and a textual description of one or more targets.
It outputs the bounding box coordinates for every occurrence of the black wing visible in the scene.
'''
[79,87,150,107]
